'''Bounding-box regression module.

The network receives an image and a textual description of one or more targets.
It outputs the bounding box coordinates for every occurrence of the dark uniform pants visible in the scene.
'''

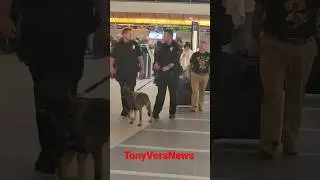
[153,72,178,116]
[117,72,137,115]
[18,27,86,173]
[260,34,318,152]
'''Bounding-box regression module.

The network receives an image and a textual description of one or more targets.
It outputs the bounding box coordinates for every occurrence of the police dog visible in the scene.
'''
[123,86,152,126]
[54,96,109,180]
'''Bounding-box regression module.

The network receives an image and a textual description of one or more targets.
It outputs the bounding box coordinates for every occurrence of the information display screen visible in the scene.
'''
[148,30,163,39]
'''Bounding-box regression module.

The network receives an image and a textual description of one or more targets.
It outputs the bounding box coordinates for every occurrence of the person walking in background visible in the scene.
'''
[110,28,145,118]
[175,36,183,49]
[250,0,319,159]
[189,41,210,112]
[180,42,193,77]
[152,30,182,120]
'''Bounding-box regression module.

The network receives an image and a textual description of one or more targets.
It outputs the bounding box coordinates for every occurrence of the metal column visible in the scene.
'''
[191,21,200,51]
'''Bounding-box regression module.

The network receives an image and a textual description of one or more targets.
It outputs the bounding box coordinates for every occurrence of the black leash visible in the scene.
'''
[78,75,152,96]
[79,75,110,96]
[135,78,154,92]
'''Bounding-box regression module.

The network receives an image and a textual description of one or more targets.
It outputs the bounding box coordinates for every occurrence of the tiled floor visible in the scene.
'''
[212,95,320,180]
[110,91,211,180]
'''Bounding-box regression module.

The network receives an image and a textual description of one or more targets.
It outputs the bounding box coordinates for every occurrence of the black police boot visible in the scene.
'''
[35,150,57,174]
[35,112,57,174]
[121,109,128,117]
[169,114,175,119]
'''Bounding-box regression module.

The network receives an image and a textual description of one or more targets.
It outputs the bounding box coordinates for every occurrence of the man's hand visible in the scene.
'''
[162,66,170,72]
[0,16,15,38]
[110,66,117,77]
[162,63,174,72]
[153,62,160,71]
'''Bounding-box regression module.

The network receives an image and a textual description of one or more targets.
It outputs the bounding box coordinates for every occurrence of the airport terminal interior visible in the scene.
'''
[110,1,210,179]
[1,0,320,180]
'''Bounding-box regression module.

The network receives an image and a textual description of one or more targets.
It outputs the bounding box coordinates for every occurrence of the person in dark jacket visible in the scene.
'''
[154,40,162,53]
[0,0,107,177]
[152,29,182,120]
[250,0,319,159]
[110,28,145,117]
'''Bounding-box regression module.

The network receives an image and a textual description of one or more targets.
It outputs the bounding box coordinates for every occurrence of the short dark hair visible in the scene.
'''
[184,42,191,48]
[164,29,174,37]
[122,28,132,35]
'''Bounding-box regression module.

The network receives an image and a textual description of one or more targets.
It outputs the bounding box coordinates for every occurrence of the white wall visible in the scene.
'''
[110,1,210,15]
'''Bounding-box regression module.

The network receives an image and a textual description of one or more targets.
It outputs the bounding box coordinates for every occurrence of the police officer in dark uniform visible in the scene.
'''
[251,0,319,159]
[110,28,145,117]
[152,30,182,120]
[0,0,107,177]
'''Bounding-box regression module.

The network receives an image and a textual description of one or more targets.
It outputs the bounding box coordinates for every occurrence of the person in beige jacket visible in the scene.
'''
[179,42,193,77]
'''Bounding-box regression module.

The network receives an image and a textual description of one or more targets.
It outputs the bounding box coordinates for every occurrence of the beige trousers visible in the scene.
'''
[190,72,209,110]
[260,34,318,151]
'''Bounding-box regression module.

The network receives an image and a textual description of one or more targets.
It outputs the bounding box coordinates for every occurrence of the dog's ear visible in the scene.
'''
[132,91,137,98]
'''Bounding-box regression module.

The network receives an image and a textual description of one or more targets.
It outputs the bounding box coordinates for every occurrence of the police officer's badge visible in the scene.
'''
[132,45,135,49]
[170,47,173,51]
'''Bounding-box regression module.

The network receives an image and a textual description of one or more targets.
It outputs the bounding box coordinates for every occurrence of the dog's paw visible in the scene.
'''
[148,119,152,123]
[129,121,134,124]
[137,123,142,127]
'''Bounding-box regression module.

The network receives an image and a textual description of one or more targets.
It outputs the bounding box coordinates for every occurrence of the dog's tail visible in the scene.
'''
[146,98,152,117]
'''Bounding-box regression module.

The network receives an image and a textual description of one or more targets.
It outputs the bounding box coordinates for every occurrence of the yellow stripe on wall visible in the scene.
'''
[110,18,210,27]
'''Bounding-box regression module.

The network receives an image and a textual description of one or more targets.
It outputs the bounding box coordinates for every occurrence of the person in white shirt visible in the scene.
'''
[180,42,193,77]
